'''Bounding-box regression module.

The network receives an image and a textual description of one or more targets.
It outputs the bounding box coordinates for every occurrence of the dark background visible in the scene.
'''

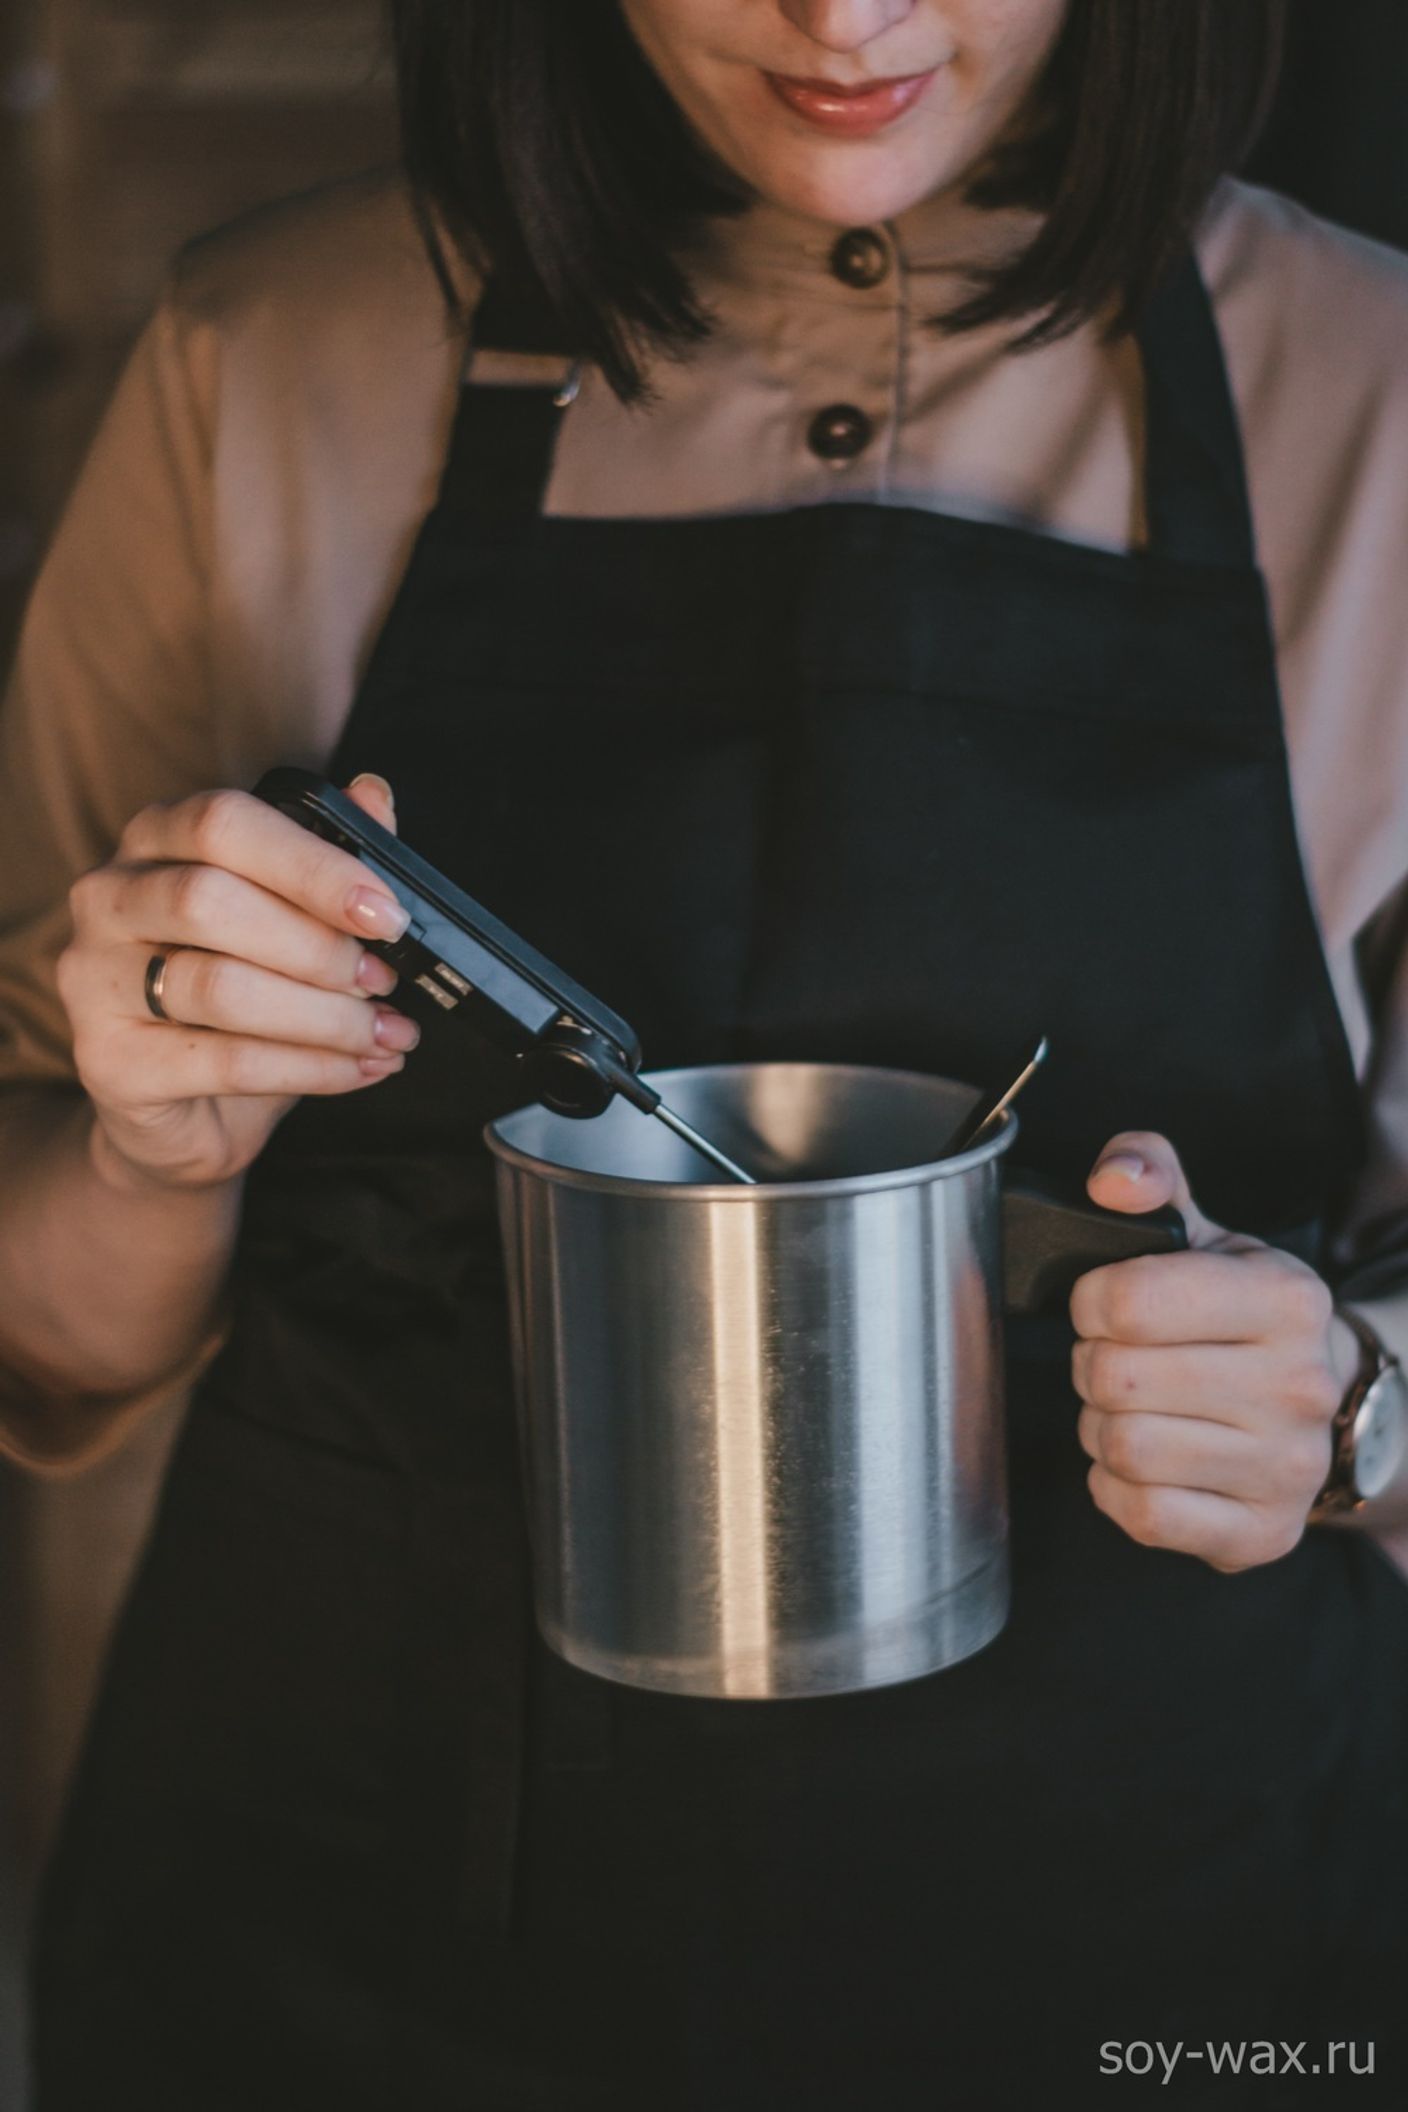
[0,2,1405,2102]
[1253,0,1408,251]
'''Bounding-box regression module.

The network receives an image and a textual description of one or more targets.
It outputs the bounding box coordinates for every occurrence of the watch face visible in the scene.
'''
[1353,1369,1408,1503]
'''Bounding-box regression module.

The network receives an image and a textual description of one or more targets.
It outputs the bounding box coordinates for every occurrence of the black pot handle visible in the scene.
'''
[1002,1168,1188,1317]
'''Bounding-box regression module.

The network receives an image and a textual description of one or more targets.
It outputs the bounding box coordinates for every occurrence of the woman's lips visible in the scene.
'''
[763,68,939,137]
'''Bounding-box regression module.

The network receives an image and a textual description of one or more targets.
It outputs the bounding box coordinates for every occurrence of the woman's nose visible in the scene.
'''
[779,1,917,56]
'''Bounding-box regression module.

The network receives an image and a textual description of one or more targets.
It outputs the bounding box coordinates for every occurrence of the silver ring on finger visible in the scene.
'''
[143,948,180,1023]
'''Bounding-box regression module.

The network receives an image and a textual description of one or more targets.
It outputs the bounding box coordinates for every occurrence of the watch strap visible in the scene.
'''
[1309,1307,1394,1519]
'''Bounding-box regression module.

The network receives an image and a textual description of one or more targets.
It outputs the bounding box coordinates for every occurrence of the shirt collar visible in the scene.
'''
[685,184,1041,305]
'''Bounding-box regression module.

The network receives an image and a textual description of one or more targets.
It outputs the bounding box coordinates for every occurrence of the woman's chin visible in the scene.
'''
[742,142,964,231]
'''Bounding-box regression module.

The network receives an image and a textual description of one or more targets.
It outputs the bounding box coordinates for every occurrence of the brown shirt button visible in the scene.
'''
[807,403,874,464]
[830,227,890,291]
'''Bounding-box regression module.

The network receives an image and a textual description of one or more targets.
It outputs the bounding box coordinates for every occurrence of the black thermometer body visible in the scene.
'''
[252,767,657,1122]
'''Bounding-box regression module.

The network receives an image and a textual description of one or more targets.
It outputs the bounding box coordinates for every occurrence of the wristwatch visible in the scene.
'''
[1309,1306,1408,1519]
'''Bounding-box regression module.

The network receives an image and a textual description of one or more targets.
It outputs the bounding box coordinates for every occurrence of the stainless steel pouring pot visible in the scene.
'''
[487,1062,1182,1702]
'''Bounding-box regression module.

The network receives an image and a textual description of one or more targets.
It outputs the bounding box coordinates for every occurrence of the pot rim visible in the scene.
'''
[484,1059,1018,1200]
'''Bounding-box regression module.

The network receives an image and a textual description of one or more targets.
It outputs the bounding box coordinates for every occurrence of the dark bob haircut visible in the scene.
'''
[390,0,1287,402]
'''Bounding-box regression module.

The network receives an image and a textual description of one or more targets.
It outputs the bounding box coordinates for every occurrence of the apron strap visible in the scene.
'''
[1136,250,1259,571]
[440,274,581,518]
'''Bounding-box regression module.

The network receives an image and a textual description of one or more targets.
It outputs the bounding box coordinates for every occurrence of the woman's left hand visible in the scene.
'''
[1071,1133,1359,1573]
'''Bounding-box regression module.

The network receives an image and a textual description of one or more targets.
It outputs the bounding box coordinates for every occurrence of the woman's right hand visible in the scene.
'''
[57,773,422,1192]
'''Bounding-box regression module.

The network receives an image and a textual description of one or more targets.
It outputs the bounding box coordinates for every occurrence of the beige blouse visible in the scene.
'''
[2,167,1408,1470]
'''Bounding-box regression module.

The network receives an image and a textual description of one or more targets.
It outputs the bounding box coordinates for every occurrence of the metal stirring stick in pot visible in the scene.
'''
[943,1035,1050,1156]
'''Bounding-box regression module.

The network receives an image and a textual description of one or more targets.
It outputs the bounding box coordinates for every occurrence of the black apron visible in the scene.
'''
[34,258,1408,2111]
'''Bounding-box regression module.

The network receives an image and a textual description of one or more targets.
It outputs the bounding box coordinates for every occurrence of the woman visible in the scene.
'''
[2,1,1407,2103]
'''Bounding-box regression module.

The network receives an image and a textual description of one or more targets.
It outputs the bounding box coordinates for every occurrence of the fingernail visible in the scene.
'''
[356,951,399,996]
[359,1052,406,1078]
[1096,1153,1146,1183]
[350,772,396,817]
[347,886,410,941]
[373,1008,421,1052]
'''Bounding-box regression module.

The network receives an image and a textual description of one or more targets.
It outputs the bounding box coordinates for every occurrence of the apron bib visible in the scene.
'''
[34,258,1408,2110]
